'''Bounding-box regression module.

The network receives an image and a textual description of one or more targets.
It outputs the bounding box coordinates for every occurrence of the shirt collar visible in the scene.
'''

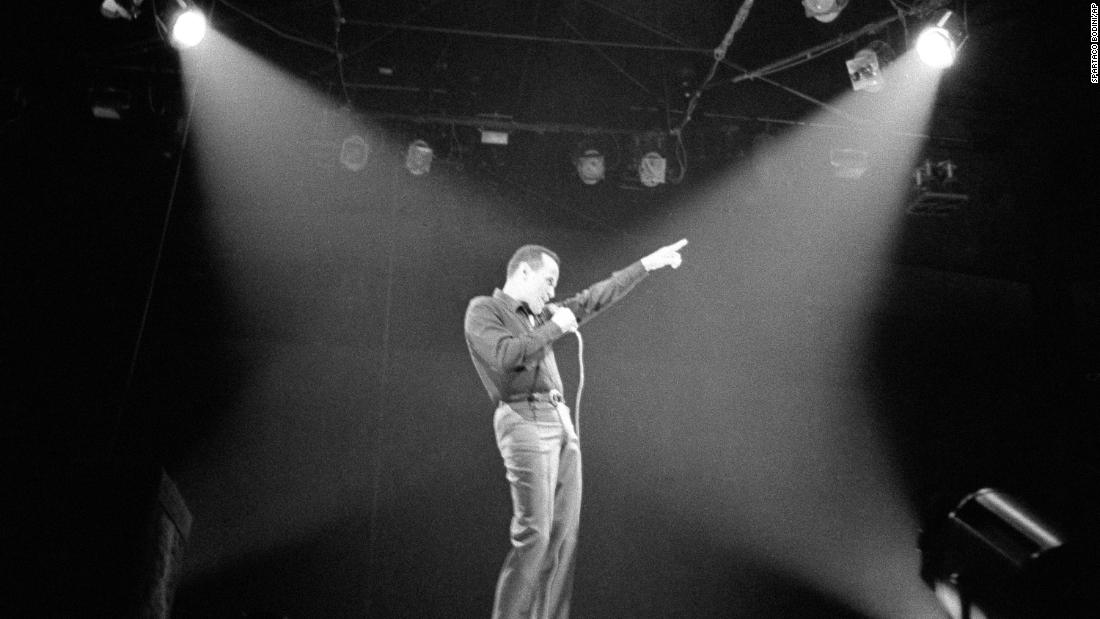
[493,288,532,315]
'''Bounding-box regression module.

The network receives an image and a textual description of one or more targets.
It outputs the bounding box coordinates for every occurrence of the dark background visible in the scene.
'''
[4,1,1099,617]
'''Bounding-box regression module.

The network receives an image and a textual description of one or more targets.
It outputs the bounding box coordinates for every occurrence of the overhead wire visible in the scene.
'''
[579,0,861,126]
[515,0,546,113]
[560,17,658,97]
[332,0,351,104]
[677,0,756,133]
[664,0,757,181]
[212,0,876,128]
[888,0,913,44]
[726,40,855,84]
[726,13,905,84]
[215,0,338,54]
[313,0,460,74]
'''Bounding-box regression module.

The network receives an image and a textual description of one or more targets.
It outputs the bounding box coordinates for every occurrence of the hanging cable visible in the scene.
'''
[332,0,351,105]
[582,0,860,124]
[889,0,912,45]
[725,13,903,85]
[572,331,585,439]
[675,0,756,134]
[660,0,755,182]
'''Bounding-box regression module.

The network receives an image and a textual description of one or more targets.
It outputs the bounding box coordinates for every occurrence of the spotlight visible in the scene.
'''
[916,10,964,68]
[919,488,1089,618]
[100,0,144,20]
[802,0,848,24]
[846,41,894,93]
[339,135,371,172]
[405,139,434,176]
[168,1,207,49]
[637,151,666,187]
[575,148,605,185]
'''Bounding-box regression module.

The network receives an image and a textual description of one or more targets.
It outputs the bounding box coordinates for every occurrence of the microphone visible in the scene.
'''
[544,303,580,335]
[534,303,559,326]
[543,303,569,326]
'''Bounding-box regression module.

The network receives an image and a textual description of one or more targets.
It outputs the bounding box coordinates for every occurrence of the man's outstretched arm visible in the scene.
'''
[558,238,689,325]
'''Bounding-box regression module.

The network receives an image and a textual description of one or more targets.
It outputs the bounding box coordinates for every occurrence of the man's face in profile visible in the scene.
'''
[520,253,559,315]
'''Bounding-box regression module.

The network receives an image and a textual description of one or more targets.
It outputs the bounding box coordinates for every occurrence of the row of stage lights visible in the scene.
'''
[97,1,964,104]
[105,1,964,71]
[343,132,958,193]
[334,135,972,213]
[336,131,669,187]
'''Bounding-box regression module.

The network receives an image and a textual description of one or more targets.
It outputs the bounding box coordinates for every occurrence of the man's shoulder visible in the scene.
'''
[465,294,502,318]
[467,294,498,309]
[464,295,506,335]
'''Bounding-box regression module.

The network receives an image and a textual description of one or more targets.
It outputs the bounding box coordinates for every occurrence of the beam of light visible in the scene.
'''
[590,51,950,618]
[175,28,599,594]
[175,29,409,578]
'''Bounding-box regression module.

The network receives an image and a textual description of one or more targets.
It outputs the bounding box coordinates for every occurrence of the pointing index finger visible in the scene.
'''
[669,239,688,251]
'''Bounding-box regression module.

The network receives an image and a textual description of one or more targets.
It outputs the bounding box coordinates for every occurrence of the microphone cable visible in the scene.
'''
[571,330,585,439]
[547,304,585,438]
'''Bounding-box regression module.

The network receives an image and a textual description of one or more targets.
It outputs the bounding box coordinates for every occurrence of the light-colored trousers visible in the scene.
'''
[491,400,582,619]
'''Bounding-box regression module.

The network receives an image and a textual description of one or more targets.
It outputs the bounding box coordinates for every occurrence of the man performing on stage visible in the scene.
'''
[464,239,688,619]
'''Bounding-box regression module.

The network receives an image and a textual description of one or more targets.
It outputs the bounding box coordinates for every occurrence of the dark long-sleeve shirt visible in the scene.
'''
[464,261,649,403]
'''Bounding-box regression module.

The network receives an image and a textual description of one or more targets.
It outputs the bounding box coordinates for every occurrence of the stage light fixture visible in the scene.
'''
[907,157,968,215]
[339,134,371,172]
[168,1,207,49]
[575,148,605,185]
[847,49,883,93]
[101,0,144,20]
[637,151,667,187]
[846,41,893,93]
[918,488,1089,619]
[917,10,964,68]
[405,139,434,176]
[802,0,848,23]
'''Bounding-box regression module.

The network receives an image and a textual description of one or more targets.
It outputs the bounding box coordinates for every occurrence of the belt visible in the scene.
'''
[505,390,564,405]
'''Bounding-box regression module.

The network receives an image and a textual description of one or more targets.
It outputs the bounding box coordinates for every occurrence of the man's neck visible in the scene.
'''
[501,280,524,304]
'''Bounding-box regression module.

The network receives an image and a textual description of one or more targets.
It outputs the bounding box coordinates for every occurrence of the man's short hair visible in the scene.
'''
[507,245,560,278]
